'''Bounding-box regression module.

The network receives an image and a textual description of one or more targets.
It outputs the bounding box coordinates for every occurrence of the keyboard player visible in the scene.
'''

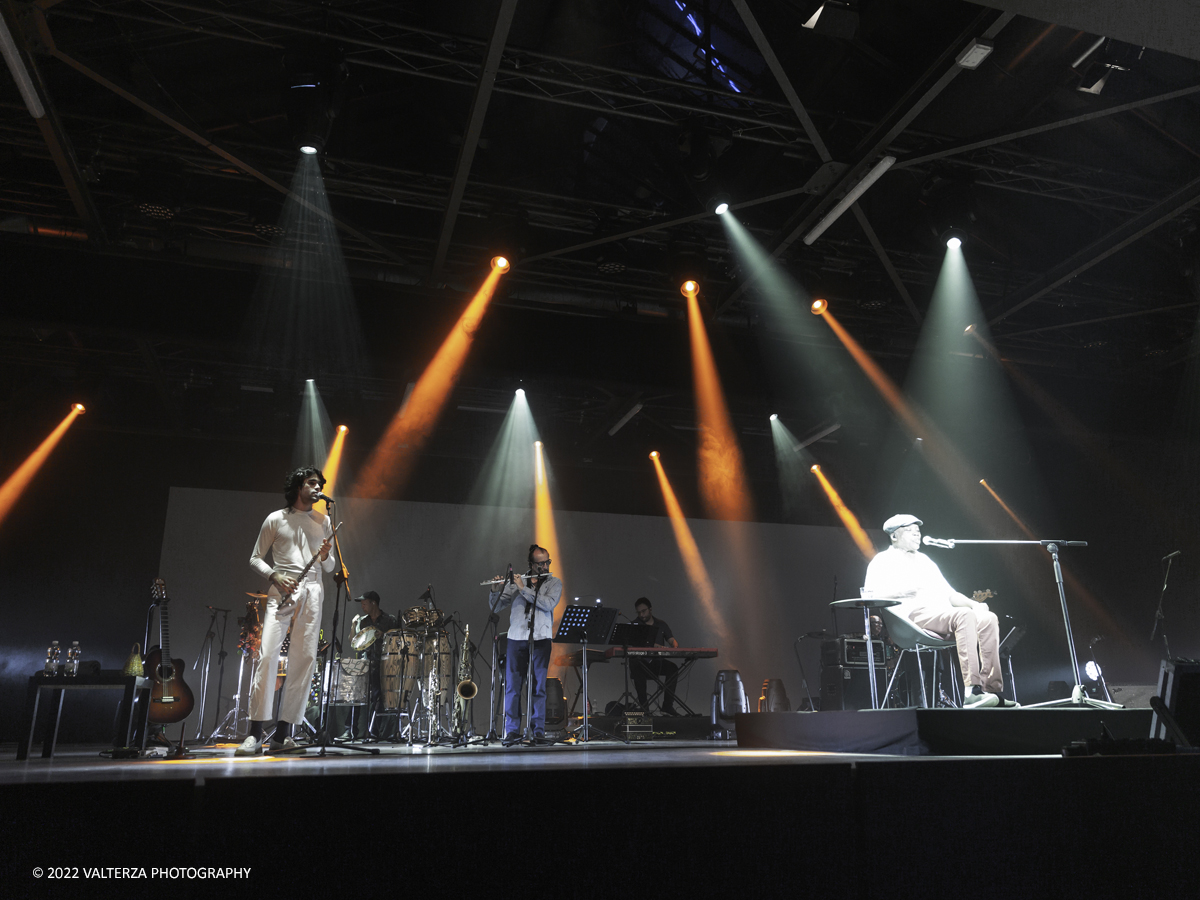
[633,598,681,716]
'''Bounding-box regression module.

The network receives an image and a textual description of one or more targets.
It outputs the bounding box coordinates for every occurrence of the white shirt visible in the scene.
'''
[862,546,965,617]
[249,508,335,582]
[489,576,563,641]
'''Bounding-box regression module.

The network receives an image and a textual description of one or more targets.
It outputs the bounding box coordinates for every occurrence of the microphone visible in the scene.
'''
[1163,550,1182,561]
[314,491,335,503]
[1089,635,1105,647]
[205,605,232,612]
[922,536,955,549]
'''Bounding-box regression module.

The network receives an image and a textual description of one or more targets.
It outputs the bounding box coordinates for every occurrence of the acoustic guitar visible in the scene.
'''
[144,578,196,724]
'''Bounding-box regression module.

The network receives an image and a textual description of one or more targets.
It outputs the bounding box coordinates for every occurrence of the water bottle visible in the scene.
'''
[43,641,61,676]
[66,641,81,676]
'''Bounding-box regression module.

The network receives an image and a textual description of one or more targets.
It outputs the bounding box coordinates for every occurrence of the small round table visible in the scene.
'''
[830,598,902,709]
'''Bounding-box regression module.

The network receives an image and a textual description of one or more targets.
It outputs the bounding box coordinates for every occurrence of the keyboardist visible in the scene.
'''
[633,598,681,716]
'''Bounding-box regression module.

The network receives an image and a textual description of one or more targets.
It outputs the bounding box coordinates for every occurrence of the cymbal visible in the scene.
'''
[245,592,269,599]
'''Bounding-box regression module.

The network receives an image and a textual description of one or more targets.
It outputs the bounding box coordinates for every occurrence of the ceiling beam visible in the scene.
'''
[712,8,1017,317]
[989,170,1200,325]
[2,3,105,243]
[897,82,1200,169]
[45,47,408,266]
[998,300,1199,339]
[728,0,831,162]
[428,0,519,283]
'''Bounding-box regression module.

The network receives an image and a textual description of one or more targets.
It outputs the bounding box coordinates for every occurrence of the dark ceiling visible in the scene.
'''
[3,0,1200,472]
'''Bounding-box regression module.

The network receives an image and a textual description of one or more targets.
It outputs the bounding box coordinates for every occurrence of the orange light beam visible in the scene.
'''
[650,452,730,646]
[978,479,1033,536]
[533,440,566,632]
[356,265,505,498]
[0,404,84,528]
[319,425,348,515]
[976,475,1126,641]
[684,286,754,521]
[810,465,876,561]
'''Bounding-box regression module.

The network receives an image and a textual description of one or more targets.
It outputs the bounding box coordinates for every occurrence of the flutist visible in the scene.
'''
[487,544,562,742]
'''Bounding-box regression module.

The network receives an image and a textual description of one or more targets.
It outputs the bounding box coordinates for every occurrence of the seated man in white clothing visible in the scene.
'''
[863,514,1017,709]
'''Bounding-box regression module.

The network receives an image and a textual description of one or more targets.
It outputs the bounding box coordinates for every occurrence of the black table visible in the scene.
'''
[18,672,152,759]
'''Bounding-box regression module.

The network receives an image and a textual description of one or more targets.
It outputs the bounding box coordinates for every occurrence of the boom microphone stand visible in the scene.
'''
[277,498,378,756]
[1150,551,1179,659]
[922,536,1123,710]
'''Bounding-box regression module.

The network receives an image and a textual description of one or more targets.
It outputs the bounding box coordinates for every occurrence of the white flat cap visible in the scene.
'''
[882,513,923,534]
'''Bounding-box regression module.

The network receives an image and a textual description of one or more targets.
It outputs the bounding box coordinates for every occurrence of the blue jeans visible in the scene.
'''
[504,638,551,735]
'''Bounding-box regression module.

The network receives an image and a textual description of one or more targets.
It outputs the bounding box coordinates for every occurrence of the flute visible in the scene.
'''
[479,572,554,586]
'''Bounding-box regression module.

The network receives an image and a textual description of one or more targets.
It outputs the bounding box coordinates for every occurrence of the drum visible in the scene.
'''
[351,625,380,652]
[380,630,406,710]
[331,658,370,705]
[402,606,441,629]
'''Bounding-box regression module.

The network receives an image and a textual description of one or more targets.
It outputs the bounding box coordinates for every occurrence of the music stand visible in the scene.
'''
[554,605,623,743]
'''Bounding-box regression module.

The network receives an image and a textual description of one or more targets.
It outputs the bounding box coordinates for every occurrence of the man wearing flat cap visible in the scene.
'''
[863,514,1015,708]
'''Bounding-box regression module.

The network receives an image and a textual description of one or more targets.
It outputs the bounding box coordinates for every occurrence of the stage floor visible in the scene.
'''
[0,737,972,785]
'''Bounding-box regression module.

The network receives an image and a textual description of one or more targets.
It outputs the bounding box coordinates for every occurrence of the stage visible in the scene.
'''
[2,710,1197,898]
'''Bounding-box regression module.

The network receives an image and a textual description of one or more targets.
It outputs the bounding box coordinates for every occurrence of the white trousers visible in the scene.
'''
[248,580,323,724]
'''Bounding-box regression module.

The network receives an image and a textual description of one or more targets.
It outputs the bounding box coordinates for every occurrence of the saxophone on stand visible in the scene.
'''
[452,625,477,739]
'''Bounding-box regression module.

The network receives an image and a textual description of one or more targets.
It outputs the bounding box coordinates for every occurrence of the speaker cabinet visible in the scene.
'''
[820,664,879,710]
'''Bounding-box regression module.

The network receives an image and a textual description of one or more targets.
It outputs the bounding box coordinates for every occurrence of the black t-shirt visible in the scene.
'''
[646,616,675,646]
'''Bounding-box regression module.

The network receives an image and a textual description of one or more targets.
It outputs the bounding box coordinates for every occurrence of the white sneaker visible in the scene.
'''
[234,735,263,756]
[268,736,298,752]
[963,686,999,708]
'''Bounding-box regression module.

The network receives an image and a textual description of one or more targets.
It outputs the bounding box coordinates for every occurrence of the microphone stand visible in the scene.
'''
[925,537,1122,710]
[278,499,377,756]
[1150,555,1175,659]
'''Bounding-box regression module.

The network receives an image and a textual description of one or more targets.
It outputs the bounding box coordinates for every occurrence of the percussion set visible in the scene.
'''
[236,594,460,743]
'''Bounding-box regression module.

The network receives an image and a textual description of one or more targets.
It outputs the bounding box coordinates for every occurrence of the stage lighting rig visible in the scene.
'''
[680,279,699,296]
[491,255,511,272]
[941,228,967,250]
[810,298,828,315]
[72,403,86,414]
[1074,38,1144,95]
[707,193,732,216]
[284,46,349,155]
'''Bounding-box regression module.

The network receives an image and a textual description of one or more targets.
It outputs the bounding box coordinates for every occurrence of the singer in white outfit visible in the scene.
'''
[863,514,1016,708]
[237,466,334,755]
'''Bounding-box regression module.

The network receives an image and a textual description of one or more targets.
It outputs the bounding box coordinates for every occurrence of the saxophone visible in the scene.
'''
[452,625,477,737]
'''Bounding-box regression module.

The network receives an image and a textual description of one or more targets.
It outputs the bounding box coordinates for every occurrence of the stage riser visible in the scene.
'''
[736,709,1157,755]
[3,757,1198,896]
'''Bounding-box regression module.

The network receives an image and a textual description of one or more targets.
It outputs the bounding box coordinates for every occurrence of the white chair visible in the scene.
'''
[880,608,961,708]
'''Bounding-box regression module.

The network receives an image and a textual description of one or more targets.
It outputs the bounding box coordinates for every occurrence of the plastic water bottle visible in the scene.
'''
[43,641,61,676]
[66,642,81,676]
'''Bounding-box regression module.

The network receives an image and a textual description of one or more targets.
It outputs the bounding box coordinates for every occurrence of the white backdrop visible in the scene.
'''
[159,487,877,724]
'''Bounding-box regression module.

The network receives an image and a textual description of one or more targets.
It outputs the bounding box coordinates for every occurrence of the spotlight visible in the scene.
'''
[681,280,699,296]
[72,403,86,414]
[769,414,778,422]
[940,227,967,250]
[491,255,511,272]
[1084,660,1102,681]
[534,440,543,448]
[810,298,828,315]
[299,144,319,156]
[515,388,525,397]
[810,464,820,473]
[649,450,660,459]
[965,324,976,335]
[338,424,348,433]
[707,193,732,216]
